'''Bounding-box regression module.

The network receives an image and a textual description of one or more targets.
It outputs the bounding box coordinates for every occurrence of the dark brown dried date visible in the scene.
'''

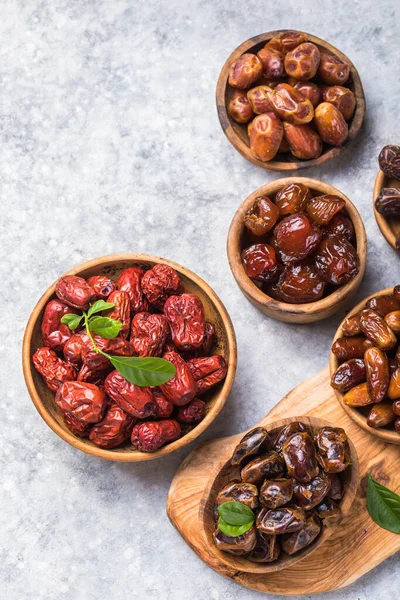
[241,243,280,283]
[216,481,259,510]
[375,188,400,218]
[274,213,322,263]
[213,526,257,555]
[306,195,345,225]
[324,212,355,242]
[331,358,366,393]
[248,532,280,563]
[274,183,311,216]
[293,470,331,509]
[256,505,306,535]
[231,427,270,466]
[273,422,311,453]
[359,309,397,351]
[260,478,294,509]
[314,427,351,473]
[378,145,400,180]
[364,346,389,403]
[331,336,374,362]
[241,452,285,484]
[281,514,321,555]
[269,263,325,304]
[282,433,319,482]
[314,236,359,285]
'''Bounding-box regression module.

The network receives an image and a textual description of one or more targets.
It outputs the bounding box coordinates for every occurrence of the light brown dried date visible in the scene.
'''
[314,236,359,285]
[284,42,320,80]
[364,347,389,403]
[388,367,400,400]
[104,370,155,418]
[293,81,321,107]
[314,102,348,146]
[141,264,181,309]
[367,402,395,429]
[248,113,283,161]
[331,336,374,362]
[366,295,400,316]
[320,85,356,120]
[257,47,285,79]
[229,54,263,89]
[33,347,77,392]
[228,89,255,123]
[55,275,96,310]
[266,32,308,55]
[317,53,350,85]
[283,122,322,160]
[55,381,107,424]
[341,312,361,336]
[306,195,345,225]
[130,312,169,357]
[343,382,373,406]
[244,196,279,236]
[359,309,397,351]
[385,311,400,333]
[330,358,366,393]
[274,183,311,215]
[268,83,314,125]
[247,86,275,114]
[164,293,205,351]
[274,213,322,262]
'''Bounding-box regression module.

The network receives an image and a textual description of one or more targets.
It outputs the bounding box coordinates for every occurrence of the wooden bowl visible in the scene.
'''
[373,169,400,251]
[216,29,365,171]
[22,254,237,461]
[200,415,359,574]
[227,177,367,323]
[330,286,400,445]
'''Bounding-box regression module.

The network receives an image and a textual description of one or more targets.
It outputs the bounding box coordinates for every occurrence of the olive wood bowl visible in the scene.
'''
[373,169,400,251]
[22,254,237,461]
[216,29,366,171]
[227,176,367,323]
[330,287,400,445]
[200,415,359,574]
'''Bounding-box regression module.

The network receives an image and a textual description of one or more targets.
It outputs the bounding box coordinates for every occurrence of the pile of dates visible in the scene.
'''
[213,422,351,561]
[227,31,355,162]
[241,182,360,303]
[375,144,400,251]
[33,264,227,451]
[331,286,400,434]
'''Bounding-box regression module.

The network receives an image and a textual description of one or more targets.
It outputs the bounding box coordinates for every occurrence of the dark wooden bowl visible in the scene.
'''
[373,169,400,251]
[330,287,400,445]
[227,177,367,323]
[22,254,237,461]
[200,416,359,574]
[216,30,365,171]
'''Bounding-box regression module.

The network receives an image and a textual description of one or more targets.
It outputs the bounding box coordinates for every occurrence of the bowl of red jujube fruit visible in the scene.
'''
[217,30,365,171]
[23,254,237,461]
[227,178,366,323]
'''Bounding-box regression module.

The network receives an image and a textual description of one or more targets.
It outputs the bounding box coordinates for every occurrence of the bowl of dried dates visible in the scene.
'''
[330,286,400,445]
[217,29,365,171]
[201,416,358,573]
[373,144,400,251]
[23,254,237,461]
[227,177,366,323]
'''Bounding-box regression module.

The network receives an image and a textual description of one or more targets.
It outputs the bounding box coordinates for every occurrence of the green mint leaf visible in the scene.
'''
[88,300,115,317]
[217,501,255,526]
[88,316,122,339]
[367,474,400,534]
[217,517,253,538]
[60,313,83,330]
[109,356,176,386]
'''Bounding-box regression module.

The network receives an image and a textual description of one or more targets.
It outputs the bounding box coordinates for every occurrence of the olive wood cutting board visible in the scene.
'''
[166,366,400,595]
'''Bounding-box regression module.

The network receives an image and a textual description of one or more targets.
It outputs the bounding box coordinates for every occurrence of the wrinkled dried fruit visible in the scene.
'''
[320,85,356,120]
[366,295,400,316]
[41,300,79,352]
[331,358,366,393]
[247,85,275,115]
[229,53,263,89]
[327,473,343,500]
[55,381,107,424]
[257,505,306,535]
[341,312,361,336]
[105,290,131,339]
[317,53,350,85]
[306,195,345,225]
[281,514,321,555]
[164,293,205,351]
[364,346,389,403]
[160,350,196,406]
[367,402,395,429]
[314,235,359,285]
[385,311,400,333]
[249,532,280,562]
[374,188,400,218]
[151,389,174,418]
[293,81,321,107]
[104,370,155,418]
[378,145,400,180]
[186,355,228,395]
[213,525,257,555]
[268,83,314,124]
[177,398,206,423]
[284,42,320,80]
[315,498,341,522]
[388,367,400,400]
[216,481,259,510]
[244,196,279,236]
[269,263,325,304]
[260,478,294,509]
[359,309,397,351]
[274,183,312,215]
[55,275,96,310]
[89,403,135,448]
[82,335,135,372]
[314,427,351,473]
[273,422,311,453]
[130,312,169,357]
[248,112,283,161]
[331,336,374,362]
[141,264,181,309]
[231,427,270,466]
[33,347,77,392]
[293,471,331,509]
[228,89,255,123]
[87,275,116,300]
[241,452,285,484]
[274,213,322,262]
[131,419,181,452]
[343,382,373,406]
[324,212,355,242]
[266,32,308,55]
[314,102,348,146]
[257,47,285,79]
[63,332,89,366]
[63,411,91,437]
[117,267,149,314]
[242,243,280,283]
[282,433,319,482]
[283,122,323,160]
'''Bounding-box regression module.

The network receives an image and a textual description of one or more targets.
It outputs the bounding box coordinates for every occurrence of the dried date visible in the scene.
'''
[241,243,280,283]
[314,236,359,285]
[164,293,205,351]
[130,312,169,357]
[274,213,322,262]
[131,419,181,452]
[55,381,107,424]
[55,275,96,310]
[244,196,279,236]
[141,264,181,309]
[104,370,155,418]
[33,347,77,392]
[117,267,149,314]
[160,350,196,406]
[89,402,135,448]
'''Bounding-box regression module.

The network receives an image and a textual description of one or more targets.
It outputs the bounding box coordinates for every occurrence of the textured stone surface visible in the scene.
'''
[1,0,399,598]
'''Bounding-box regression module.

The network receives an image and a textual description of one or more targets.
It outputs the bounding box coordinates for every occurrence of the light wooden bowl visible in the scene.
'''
[200,415,359,574]
[330,287,400,445]
[373,169,400,251]
[227,177,367,324]
[22,254,237,461]
[216,29,365,171]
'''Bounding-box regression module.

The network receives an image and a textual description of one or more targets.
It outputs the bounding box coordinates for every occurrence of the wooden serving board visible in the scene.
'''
[167,366,400,595]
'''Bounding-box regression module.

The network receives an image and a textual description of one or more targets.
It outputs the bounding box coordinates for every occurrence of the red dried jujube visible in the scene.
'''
[55,381,107,424]
[105,290,131,339]
[87,275,116,300]
[131,419,181,452]
[130,312,169,357]
[160,350,196,405]
[117,267,149,314]
[104,370,155,419]
[164,293,205,351]
[186,355,228,395]
[55,275,96,310]
[141,264,181,308]
[89,402,135,448]
[41,299,79,352]
[33,347,77,392]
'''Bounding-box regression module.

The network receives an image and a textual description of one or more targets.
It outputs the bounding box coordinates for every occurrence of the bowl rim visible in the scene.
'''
[373,169,399,251]
[22,253,237,461]
[199,415,359,574]
[216,29,366,172]
[227,176,367,320]
[329,286,400,445]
